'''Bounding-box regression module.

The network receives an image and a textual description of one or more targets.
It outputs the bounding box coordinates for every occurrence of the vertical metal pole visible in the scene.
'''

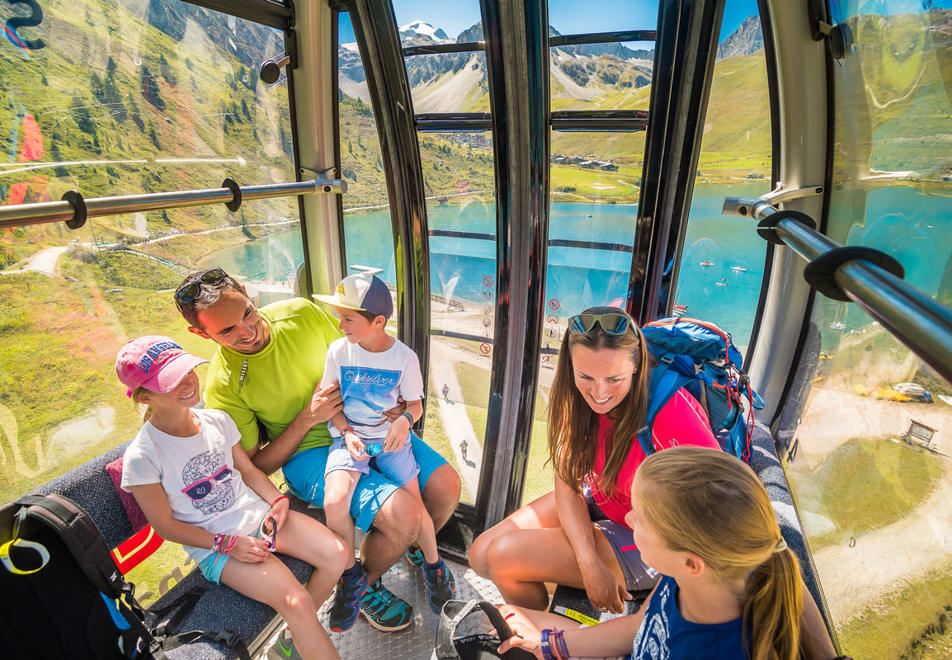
[629,0,725,324]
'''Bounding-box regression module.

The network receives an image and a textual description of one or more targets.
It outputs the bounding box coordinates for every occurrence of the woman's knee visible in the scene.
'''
[469,528,497,577]
[483,533,527,581]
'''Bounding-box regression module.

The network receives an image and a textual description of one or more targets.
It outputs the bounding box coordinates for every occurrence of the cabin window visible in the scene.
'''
[785,1,952,655]
[338,12,397,284]
[0,0,297,601]
[668,2,771,353]
[418,132,496,504]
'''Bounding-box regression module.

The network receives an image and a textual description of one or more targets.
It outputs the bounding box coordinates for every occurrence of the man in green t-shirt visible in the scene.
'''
[174,268,461,634]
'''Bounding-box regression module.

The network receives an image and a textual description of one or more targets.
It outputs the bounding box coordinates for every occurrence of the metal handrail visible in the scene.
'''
[724,196,952,383]
[0,178,346,231]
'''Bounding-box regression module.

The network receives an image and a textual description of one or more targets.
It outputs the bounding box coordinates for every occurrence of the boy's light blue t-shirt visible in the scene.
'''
[322,336,424,439]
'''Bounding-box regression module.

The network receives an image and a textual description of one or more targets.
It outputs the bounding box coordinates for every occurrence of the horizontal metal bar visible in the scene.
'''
[549,238,633,252]
[724,197,952,384]
[550,30,656,47]
[430,229,634,254]
[0,178,346,230]
[402,42,485,56]
[415,113,493,132]
[183,0,292,30]
[429,229,495,241]
[551,110,649,132]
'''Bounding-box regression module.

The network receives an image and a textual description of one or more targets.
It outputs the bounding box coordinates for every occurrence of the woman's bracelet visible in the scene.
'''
[400,411,414,426]
[340,425,355,436]
[212,533,225,553]
[271,494,289,508]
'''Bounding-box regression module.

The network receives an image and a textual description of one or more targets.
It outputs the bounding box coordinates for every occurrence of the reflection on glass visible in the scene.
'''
[0,0,296,602]
[670,2,770,352]
[418,131,496,504]
[787,2,952,656]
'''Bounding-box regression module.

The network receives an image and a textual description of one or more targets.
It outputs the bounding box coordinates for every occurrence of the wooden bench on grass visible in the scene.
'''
[30,441,322,659]
[901,419,937,451]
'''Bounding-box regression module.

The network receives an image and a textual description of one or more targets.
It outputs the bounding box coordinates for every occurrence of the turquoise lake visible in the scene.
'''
[212,184,952,350]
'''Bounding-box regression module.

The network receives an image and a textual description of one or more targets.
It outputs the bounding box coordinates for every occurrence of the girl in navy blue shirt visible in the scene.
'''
[499,446,829,660]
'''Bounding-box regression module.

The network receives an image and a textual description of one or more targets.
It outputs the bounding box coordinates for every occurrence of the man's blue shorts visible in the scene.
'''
[282,433,447,533]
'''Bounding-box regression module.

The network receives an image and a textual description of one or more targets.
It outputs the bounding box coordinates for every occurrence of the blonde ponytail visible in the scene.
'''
[745,546,803,660]
[131,386,154,422]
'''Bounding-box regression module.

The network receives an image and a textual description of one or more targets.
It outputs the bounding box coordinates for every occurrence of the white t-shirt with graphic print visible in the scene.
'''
[322,336,424,440]
[121,408,269,563]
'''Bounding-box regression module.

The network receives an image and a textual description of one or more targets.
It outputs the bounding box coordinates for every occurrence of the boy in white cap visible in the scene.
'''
[313,272,456,631]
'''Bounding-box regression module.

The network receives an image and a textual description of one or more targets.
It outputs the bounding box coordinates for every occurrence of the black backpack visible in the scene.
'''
[0,493,247,659]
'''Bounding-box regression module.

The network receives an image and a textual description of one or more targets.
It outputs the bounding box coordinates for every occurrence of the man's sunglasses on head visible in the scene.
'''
[175,268,228,304]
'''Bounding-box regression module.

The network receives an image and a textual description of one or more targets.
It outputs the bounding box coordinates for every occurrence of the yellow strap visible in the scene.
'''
[551,605,599,627]
[0,537,50,575]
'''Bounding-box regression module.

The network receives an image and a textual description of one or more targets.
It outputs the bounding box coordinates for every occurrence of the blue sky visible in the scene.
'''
[339,0,760,44]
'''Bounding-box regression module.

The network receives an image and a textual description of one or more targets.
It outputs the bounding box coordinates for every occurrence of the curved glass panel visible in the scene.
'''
[786,2,952,656]
[523,131,643,504]
[671,4,771,352]
[420,132,496,504]
[406,52,490,114]
[548,0,653,36]
[0,0,297,600]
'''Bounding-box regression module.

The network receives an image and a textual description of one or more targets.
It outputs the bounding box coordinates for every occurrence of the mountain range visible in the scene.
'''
[339,17,764,112]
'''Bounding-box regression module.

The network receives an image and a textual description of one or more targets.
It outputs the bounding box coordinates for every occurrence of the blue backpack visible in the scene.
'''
[636,317,764,462]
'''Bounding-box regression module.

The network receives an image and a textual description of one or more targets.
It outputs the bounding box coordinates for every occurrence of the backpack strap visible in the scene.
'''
[147,585,205,635]
[14,494,122,596]
[159,629,251,660]
[637,362,691,456]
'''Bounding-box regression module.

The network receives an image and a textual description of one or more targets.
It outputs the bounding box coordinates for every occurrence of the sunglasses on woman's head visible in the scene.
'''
[175,268,227,304]
[568,312,631,336]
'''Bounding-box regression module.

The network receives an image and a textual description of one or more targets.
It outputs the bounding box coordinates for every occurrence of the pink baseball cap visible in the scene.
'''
[115,335,208,397]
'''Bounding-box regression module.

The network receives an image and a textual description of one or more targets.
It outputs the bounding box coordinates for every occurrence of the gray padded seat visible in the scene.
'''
[33,441,318,659]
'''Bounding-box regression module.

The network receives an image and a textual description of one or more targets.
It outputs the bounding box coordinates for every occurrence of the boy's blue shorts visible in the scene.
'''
[283,432,446,533]
[325,433,421,487]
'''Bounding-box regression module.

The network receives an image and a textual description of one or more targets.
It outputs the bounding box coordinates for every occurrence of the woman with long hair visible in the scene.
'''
[469,306,721,613]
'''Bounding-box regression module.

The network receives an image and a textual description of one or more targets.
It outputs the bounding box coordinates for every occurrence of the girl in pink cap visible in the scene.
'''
[116,335,348,659]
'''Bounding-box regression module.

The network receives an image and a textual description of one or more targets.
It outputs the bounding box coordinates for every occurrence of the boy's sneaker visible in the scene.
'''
[405,546,426,574]
[422,557,456,614]
[267,626,303,660]
[359,579,414,631]
[408,547,457,601]
[328,561,369,633]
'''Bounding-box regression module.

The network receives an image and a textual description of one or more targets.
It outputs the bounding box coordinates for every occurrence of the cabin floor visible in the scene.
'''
[260,555,503,659]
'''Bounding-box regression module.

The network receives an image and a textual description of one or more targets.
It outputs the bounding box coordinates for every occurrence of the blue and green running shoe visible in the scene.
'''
[421,557,456,614]
[359,579,414,631]
[405,546,426,574]
[328,560,369,633]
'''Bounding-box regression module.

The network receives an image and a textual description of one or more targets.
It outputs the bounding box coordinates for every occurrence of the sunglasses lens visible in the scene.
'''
[601,314,629,334]
[201,268,226,284]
